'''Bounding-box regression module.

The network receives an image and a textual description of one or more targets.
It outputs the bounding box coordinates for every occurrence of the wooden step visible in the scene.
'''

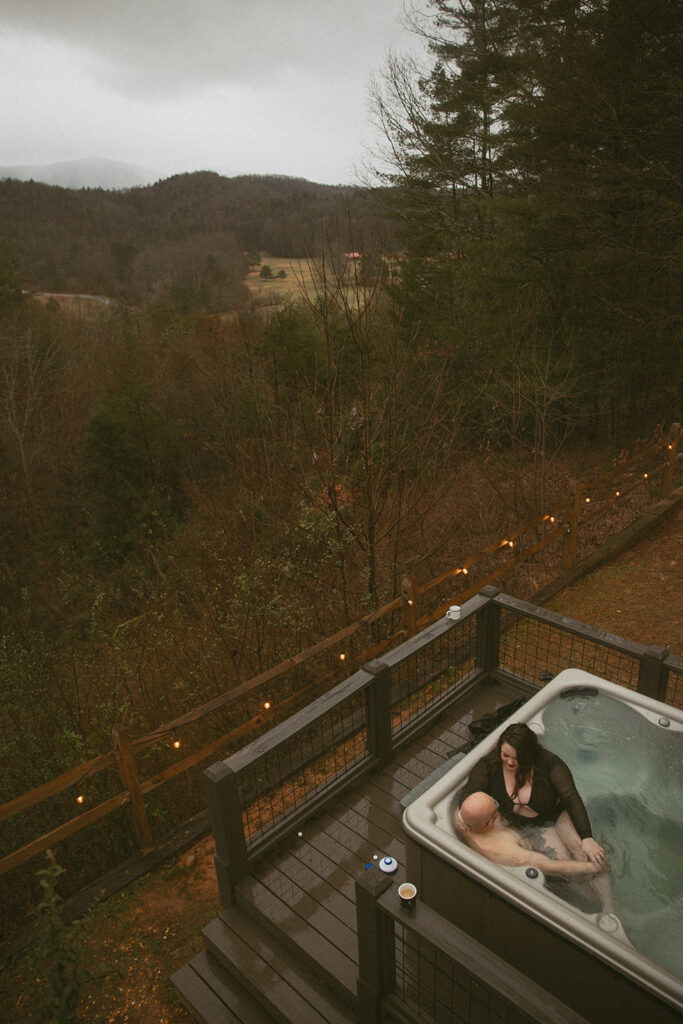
[236,873,358,1005]
[203,910,355,1024]
[236,873,358,1009]
[171,949,277,1024]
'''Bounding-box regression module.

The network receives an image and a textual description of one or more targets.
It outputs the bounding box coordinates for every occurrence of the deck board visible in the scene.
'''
[262,850,357,931]
[249,678,530,937]
[237,875,359,983]
[319,809,404,865]
[362,770,411,802]
[278,835,357,899]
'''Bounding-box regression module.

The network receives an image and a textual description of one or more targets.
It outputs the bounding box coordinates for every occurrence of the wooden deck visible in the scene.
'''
[173,676,534,1023]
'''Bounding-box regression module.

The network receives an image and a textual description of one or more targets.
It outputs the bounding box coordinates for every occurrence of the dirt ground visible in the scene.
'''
[547,504,683,654]
[2,504,681,1023]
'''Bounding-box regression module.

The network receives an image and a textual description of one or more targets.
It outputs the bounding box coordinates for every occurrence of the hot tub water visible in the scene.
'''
[537,690,683,977]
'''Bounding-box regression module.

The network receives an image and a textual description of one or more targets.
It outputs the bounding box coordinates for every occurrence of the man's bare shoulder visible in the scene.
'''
[464,826,530,866]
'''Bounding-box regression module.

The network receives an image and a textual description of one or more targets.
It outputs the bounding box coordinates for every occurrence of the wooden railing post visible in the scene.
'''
[355,869,395,1023]
[204,761,250,907]
[112,724,153,853]
[476,586,501,679]
[637,645,670,703]
[364,660,394,767]
[660,422,681,498]
[561,482,583,571]
[400,576,418,638]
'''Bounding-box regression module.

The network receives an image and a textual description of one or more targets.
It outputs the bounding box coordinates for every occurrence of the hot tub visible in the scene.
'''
[402,669,683,1023]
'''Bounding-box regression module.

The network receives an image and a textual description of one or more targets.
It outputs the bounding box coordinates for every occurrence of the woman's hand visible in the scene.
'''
[581,837,608,869]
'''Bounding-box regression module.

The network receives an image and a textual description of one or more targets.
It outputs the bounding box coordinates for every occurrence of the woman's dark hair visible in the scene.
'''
[497,723,542,793]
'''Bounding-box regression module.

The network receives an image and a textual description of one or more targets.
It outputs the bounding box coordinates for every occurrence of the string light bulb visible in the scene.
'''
[173,739,181,749]
[76,794,84,804]
[264,701,271,710]
[462,567,468,575]
[508,540,514,548]
[643,473,648,479]
[339,652,346,661]
[585,496,591,503]
[616,490,621,497]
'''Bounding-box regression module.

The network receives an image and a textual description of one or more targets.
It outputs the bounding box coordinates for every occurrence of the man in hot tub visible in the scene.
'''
[456,792,609,880]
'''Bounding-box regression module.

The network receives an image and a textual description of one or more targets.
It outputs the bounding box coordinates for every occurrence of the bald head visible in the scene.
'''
[460,792,498,833]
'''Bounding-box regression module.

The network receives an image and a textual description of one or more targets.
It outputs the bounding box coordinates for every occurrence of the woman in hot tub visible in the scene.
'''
[458,722,608,871]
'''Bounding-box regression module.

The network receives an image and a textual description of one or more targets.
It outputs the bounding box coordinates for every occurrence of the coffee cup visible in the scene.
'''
[398,882,417,908]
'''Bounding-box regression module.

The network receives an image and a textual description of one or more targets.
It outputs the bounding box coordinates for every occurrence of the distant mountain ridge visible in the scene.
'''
[0,157,160,190]
[0,170,389,309]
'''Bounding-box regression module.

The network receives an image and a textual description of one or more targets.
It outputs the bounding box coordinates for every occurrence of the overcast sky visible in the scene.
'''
[0,0,422,186]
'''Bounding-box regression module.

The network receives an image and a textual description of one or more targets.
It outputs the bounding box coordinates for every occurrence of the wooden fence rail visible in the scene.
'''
[0,423,680,890]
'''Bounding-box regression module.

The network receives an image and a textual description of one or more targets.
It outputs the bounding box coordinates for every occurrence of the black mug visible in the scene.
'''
[398,882,417,908]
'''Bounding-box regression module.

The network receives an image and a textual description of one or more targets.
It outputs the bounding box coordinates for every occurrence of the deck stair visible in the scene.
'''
[172,897,357,1024]
[173,681,531,1023]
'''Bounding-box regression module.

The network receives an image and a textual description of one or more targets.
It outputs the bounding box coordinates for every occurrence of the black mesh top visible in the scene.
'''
[458,747,593,839]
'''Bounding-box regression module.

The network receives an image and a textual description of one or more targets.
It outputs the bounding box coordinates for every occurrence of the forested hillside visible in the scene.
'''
[0,171,389,308]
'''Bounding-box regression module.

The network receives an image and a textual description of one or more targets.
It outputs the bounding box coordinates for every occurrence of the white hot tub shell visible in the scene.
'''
[402,669,683,1023]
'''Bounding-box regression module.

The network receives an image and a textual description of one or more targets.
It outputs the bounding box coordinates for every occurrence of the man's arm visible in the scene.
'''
[468,831,600,877]
[525,849,600,878]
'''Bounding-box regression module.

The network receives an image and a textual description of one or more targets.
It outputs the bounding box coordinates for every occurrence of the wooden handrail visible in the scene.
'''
[0,678,331,878]
[423,525,564,625]
[131,593,403,752]
[0,793,129,876]
[0,750,117,824]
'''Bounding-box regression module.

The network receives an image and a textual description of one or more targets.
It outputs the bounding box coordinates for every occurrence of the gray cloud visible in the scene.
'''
[0,0,419,184]
[2,1,411,96]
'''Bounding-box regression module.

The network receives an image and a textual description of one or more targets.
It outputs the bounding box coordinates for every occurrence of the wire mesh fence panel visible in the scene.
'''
[497,606,641,692]
[392,921,537,1024]
[665,660,683,709]
[389,618,478,741]
[235,688,370,849]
